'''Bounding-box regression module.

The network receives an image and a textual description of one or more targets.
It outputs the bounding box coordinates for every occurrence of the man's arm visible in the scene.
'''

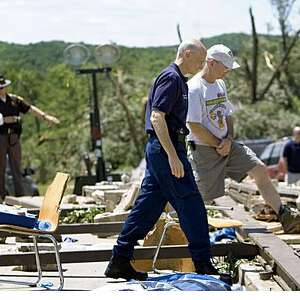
[187,121,221,148]
[216,116,234,157]
[282,157,288,173]
[226,115,234,140]
[29,105,60,126]
[151,109,184,178]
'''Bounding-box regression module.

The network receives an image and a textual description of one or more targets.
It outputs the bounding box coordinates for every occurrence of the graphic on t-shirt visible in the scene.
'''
[205,96,227,130]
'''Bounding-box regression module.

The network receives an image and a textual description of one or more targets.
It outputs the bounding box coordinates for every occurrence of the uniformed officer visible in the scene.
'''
[0,74,60,201]
[105,39,219,281]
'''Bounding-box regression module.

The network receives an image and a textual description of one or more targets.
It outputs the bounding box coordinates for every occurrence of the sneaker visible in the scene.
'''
[104,255,148,281]
[194,260,219,275]
[279,205,300,234]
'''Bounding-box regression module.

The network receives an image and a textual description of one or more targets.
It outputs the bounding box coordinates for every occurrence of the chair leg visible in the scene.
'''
[43,234,64,291]
[152,220,177,274]
[0,235,43,288]
[32,236,43,287]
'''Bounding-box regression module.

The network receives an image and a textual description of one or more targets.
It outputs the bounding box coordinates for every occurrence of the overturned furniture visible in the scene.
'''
[0,172,69,290]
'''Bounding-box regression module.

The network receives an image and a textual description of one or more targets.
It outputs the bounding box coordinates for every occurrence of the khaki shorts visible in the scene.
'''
[285,172,300,185]
[187,141,261,202]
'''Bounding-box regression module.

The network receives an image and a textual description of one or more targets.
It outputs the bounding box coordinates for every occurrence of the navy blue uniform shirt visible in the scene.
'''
[283,140,300,173]
[145,63,189,137]
[0,93,30,135]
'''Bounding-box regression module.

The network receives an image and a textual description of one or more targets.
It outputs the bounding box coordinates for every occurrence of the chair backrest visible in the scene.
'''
[38,172,70,231]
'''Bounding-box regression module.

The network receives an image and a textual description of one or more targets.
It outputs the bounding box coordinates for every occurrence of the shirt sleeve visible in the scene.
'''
[10,94,31,114]
[283,143,290,158]
[16,96,31,114]
[186,79,203,124]
[152,75,178,114]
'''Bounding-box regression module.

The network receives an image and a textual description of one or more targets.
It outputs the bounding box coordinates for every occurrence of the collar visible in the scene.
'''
[0,93,6,103]
[170,63,188,82]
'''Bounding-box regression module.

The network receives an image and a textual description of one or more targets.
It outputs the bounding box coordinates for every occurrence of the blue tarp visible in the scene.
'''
[123,273,231,291]
[210,228,236,244]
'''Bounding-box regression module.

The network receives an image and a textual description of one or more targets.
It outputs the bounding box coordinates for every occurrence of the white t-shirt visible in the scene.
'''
[186,73,234,145]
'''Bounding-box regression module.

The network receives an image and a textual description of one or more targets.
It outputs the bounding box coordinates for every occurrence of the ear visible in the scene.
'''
[184,49,191,58]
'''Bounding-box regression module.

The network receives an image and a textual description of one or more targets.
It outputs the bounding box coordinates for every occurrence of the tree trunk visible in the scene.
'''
[258,29,300,101]
[249,7,258,103]
[111,71,143,161]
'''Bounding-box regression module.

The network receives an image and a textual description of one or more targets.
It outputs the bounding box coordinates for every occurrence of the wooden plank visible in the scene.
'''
[0,222,125,238]
[0,242,258,267]
[113,183,139,213]
[207,217,242,228]
[27,204,106,214]
[214,196,267,238]
[227,181,259,195]
[277,234,300,245]
[249,232,300,291]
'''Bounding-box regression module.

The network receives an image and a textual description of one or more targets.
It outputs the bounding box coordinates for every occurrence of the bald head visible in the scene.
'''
[175,39,207,75]
[293,126,300,142]
[176,39,206,58]
[293,126,300,134]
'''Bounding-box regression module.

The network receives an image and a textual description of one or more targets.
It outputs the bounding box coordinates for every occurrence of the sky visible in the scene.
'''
[1,0,300,47]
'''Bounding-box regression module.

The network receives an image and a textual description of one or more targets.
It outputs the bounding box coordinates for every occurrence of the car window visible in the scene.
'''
[269,143,283,165]
[260,144,274,165]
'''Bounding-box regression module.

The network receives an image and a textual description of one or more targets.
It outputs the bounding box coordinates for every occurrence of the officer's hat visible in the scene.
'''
[0,75,11,88]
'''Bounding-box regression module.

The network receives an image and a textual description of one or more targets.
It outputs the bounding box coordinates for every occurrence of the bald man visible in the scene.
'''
[105,39,218,281]
[283,126,300,184]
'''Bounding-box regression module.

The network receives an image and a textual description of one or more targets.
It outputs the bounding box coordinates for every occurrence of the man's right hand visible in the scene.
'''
[216,138,232,157]
[168,153,184,178]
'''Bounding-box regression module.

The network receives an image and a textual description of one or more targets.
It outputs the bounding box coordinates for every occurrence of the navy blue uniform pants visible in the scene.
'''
[113,136,211,262]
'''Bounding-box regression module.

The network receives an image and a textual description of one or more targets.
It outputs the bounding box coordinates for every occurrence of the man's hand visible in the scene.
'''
[44,114,60,126]
[168,152,184,178]
[216,138,232,157]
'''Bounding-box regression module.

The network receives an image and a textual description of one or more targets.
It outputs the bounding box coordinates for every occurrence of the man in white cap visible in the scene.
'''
[0,74,60,201]
[186,44,300,234]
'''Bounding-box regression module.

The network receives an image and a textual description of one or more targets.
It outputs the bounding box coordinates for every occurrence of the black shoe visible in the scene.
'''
[279,205,300,233]
[104,255,148,281]
[194,260,219,275]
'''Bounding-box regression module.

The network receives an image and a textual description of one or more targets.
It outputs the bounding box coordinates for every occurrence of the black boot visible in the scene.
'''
[194,260,219,275]
[104,255,148,281]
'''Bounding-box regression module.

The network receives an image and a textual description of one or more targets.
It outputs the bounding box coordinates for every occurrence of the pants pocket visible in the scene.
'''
[169,153,198,199]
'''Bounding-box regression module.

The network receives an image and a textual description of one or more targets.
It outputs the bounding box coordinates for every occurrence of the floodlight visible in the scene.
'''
[94,44,120,67]
[63,44,90,67]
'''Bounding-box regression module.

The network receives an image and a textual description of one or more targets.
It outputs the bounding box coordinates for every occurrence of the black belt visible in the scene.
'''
[148,131,186,145]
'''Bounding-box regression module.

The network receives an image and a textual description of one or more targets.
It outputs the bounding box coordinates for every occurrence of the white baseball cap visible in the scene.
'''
[207,44,240,70]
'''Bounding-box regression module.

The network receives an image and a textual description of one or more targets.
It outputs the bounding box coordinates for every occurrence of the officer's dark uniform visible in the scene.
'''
[0,93,31,198]
[112,63,211,263]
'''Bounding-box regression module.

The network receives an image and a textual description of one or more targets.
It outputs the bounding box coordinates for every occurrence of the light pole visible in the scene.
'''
[64,43,120,185]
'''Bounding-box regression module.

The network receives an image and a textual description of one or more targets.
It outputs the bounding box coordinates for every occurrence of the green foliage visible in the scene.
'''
[234,101,300,139]
[61,207,105,224]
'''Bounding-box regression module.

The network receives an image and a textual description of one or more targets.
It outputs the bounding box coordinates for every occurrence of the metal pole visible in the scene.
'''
[76,68,108,182]
[91,71,106,182]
